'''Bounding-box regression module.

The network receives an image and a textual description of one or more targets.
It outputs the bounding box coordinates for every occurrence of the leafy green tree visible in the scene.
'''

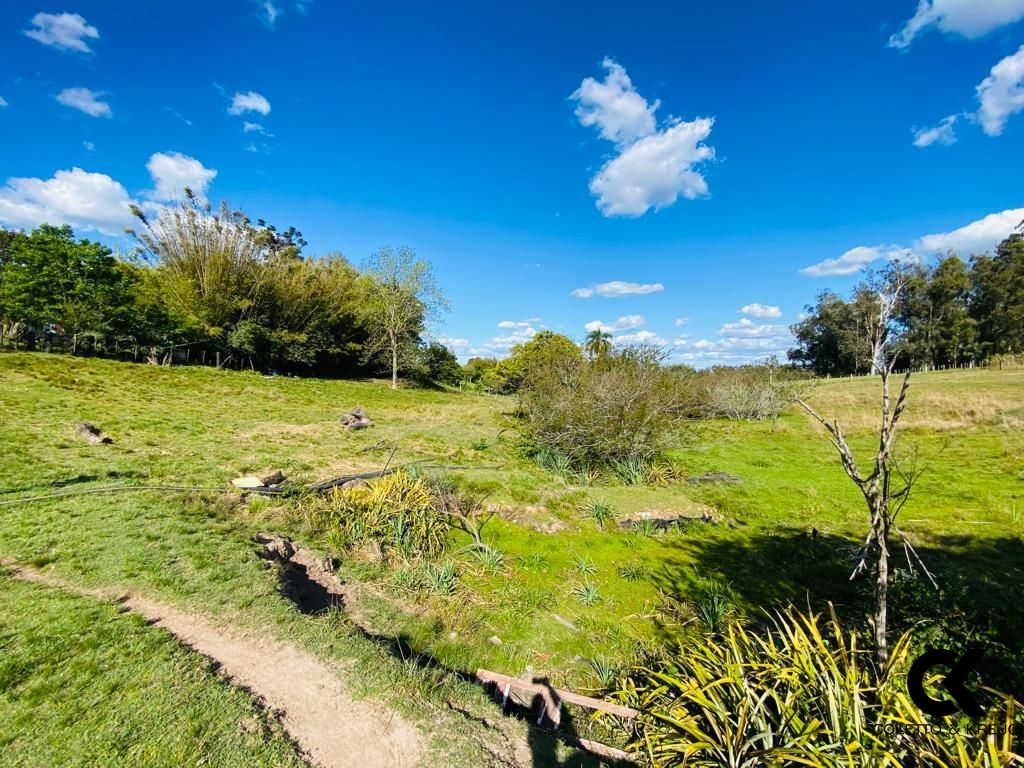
[0,225,131,348]
[413,341,463,386]
[485,331,582,394]
[788,291,864,375]
[971,232,1024,357]
[463,356,497,383]
[361,246,448,389]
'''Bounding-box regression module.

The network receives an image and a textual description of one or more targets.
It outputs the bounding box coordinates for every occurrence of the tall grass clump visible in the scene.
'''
[299,471,448,559]
[616,606,1023,767]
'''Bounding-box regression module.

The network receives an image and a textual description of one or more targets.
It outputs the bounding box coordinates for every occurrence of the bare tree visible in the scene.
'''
[796,267,928,666]
[362,247,448,389]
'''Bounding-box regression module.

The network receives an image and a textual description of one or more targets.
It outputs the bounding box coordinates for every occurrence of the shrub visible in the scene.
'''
[300,471,447,559]
[517,345,684,471]
[615,606,1023,767]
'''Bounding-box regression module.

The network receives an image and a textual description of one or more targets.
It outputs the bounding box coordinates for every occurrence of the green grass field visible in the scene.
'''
[2,352,1022,765]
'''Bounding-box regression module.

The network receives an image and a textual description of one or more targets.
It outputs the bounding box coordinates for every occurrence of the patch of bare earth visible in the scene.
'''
[4,564,424,768]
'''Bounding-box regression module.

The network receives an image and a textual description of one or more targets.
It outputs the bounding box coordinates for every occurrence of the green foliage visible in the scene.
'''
[690,575,735,633]
[517,345,683,472]
[616,562,650,582]
[572,555,597,576]
[412,341,463,386]
[468,545,505,572]
[618,606,1023,768]
[483,330,582,394]
[583,499,616,529]
[299,471,448,559]
[572,580,602,606]
[420,560,459,595]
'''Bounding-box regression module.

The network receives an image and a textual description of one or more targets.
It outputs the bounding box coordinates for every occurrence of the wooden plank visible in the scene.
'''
[475,669,639,719]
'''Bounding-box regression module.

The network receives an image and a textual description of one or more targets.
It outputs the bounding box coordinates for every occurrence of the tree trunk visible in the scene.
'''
[390,345,398,390]
[874,512,889,667]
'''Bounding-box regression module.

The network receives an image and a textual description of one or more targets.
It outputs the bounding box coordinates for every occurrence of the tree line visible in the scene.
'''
[0,191,456,387]
[789,230,1024,375]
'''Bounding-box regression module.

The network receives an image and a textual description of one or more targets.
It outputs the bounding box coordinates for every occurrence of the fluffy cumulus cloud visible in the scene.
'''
[0,168,134,236]
[571,280,664,298]
[719,318,788,338]
[672,317,795,366]
[571,59,714,218]
[229,91,271,116]
[916,207,1024,254]
[56,87,111,118]
[584,314,645,333]
[889,0,1024,49]
[913,114,959,147]
[589,118,715,217]
[146,152,218,201]
[571,57,658,145]
[614,330,667,346]
[437,335,473,356]
[24,12,99,53]
[479,319,542,355]
[674,317,689,327]
[802,207,1024,277]
[801,245,912,277]
[739,303,782,319]
[0,152,218,236]
[976,45,1024,137]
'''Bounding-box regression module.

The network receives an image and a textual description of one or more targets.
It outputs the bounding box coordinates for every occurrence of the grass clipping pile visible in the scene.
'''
[297,472,451,561]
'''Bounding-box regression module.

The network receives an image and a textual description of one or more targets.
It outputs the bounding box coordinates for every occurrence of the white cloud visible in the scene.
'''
[437,335,472,354]
[889,0,1024,49]
[802,208,1024,277]
[243,121,272,134]
[229,91,271,116]
[497,319,539,329]
[571,57,658,145]
[0,97,7,108]
[674,317,689,327]
[571,280,664,298]
[482,324,537,353]
[976,45,1024,137]
[719,318,788,338]
[146,152,217,201]
[56,87,111,118]
[739,303,782,319]
[801,245,912,277]
[915,207,1024,254]
[259,1,282,27]
[83,141,94,151]
[614,330,667,346]
[167,108,193,126]
[589,118,714,217]
[571,59,715,218]
[24,12,99,53]
[0,167,134,235]
[913,114,959,146]
[584,314,645,333]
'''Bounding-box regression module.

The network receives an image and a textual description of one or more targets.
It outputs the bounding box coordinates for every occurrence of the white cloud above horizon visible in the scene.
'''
[802,207,1024,277]
[977,45,1024,137]
[584,314,645,333]
[889,0,1024,49]
[229,91,271,116]
[146,152,218,201]
[24,12,99,53]
[614,330,667,346]
[0,96,7,108]
[913,114,959,147]
[0,152,218,237]
[56,88,111,118]
[571,58,715,218]
[739,303,782,319]
[571,280,664,298]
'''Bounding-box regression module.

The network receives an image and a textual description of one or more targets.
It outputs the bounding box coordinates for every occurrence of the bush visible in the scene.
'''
[616,606,1022,767]
[299,471,448,559]
[517,345,683,470]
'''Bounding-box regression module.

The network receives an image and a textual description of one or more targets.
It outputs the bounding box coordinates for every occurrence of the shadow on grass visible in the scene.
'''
[651,527,1024,696]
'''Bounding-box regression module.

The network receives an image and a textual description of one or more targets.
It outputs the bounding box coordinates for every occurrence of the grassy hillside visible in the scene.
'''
[1,352,1022,762]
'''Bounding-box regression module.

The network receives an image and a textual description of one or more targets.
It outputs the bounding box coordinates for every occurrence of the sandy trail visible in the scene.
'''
[4,564,424,768]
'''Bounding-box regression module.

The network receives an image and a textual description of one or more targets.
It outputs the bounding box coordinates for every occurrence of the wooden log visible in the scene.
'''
[474,669,638,720]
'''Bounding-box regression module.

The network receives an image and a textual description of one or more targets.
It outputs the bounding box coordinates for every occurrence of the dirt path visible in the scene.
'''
[4,564,424,768]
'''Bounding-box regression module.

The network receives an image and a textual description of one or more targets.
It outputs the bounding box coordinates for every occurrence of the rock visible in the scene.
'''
[488,635,502,646]
[447,631,458,641]
[255,533,295,560]
[76,422,112,445]
[340,406,373,431]
[232,469,286,488]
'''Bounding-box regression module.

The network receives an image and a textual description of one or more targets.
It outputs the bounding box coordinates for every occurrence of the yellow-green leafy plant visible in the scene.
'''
[614,606,1022,767]
[300,471,448,559]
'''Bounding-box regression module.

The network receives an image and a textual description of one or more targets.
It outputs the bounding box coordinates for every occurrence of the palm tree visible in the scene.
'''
[584,329,612,360]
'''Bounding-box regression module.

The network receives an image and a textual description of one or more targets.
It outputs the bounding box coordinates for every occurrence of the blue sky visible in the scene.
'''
[2,1,1023,365]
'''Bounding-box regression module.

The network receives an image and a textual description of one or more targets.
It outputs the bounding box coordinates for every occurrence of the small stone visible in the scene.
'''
[488,635,502,646]
[448,631,458,641]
